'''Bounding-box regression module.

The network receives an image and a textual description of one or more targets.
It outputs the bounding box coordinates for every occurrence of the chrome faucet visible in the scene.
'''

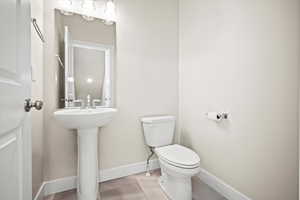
[74,99,85,109]
[86,94,91,108]
[92,99,101,108]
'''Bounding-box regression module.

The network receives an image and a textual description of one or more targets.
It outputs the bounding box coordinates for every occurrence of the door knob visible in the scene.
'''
[24,99,43,112]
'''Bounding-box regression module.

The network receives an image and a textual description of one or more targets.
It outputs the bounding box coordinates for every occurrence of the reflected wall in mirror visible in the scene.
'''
[55,11,116,108]
[73,43,105,101]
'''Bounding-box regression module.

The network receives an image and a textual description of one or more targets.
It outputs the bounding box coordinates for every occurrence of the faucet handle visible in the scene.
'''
[74,99,85,109]
[92,99,101,108]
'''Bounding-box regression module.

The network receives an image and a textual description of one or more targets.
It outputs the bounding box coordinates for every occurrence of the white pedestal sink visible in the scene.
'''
[54,108,117,200]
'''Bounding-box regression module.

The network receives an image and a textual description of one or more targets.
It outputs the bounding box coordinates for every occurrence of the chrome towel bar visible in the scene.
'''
[31,18,45,43]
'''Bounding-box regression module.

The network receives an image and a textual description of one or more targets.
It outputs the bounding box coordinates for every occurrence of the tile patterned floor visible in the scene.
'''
[44,170,227,200]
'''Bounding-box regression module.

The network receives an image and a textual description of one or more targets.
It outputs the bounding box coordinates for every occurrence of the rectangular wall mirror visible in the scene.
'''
[56,11,116,108]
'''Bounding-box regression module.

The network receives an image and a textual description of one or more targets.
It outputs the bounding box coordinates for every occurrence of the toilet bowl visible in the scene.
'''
[141,116,201,200]
[155,144,201,200]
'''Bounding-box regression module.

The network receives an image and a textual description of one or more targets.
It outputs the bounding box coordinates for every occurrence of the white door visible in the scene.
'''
[0,0,32,199]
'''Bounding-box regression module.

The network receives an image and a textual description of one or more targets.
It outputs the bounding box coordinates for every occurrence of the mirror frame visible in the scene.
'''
[65,40,114,108]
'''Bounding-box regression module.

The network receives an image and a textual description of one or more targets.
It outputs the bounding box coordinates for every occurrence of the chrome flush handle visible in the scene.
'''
[24,99,44,112]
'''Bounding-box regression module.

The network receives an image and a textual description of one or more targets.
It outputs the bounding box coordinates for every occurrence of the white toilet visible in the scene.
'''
[141,116,201,200]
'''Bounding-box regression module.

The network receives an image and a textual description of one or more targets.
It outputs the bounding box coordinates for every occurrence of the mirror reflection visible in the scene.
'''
[55,11,116,108]
[73,45,105,101]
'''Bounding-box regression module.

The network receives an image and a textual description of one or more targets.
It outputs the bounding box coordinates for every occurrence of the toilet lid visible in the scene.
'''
[155,144,200,168]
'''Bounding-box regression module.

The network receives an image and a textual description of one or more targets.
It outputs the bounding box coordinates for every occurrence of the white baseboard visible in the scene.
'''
[33,182,46,200]
[35,159,251,200]
[197,168,252,200]
[41,159,159,197]
[99,158,159,182]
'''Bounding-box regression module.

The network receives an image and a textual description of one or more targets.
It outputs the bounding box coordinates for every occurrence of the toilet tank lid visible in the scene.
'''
[141,115,175,123]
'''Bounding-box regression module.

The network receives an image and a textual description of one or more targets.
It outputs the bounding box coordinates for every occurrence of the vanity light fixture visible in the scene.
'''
[103,0,116,25]
[57,0,116,24]
[58,0,74,16]
[81,0,96,21]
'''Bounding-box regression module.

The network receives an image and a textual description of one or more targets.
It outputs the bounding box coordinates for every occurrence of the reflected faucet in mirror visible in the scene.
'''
[85,95,102,109]
[66,97,102,109]
[74,99,85,109]
[86,94,91,108]
[92,99,101,107]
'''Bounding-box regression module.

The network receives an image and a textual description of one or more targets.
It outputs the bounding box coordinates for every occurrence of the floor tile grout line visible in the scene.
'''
[135,170,169,200]
[134,172,149,200]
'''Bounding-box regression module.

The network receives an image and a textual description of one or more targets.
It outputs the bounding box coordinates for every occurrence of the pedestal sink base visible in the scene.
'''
[77,128,99,200]
[53,108,118,200]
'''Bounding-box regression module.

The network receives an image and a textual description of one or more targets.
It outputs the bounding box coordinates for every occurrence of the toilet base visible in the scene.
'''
[159,166,193,200]
[158,177,171,199]
[77,192,99,200]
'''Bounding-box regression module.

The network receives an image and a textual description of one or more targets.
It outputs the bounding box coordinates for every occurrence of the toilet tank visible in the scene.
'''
[141,116,176,147]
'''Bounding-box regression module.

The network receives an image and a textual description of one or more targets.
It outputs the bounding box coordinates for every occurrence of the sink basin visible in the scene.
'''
[54,107,117,200]
[54,108,118,129]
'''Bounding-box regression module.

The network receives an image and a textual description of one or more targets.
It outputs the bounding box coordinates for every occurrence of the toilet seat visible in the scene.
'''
[155,144,200,169]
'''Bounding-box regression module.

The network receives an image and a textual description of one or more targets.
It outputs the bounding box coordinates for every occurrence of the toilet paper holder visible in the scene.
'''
[205,112,229,121]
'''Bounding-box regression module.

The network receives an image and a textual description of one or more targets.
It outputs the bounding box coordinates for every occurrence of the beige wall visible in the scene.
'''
[31,0,44,196]
[179,0,299,200]
[43,0,178,180]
